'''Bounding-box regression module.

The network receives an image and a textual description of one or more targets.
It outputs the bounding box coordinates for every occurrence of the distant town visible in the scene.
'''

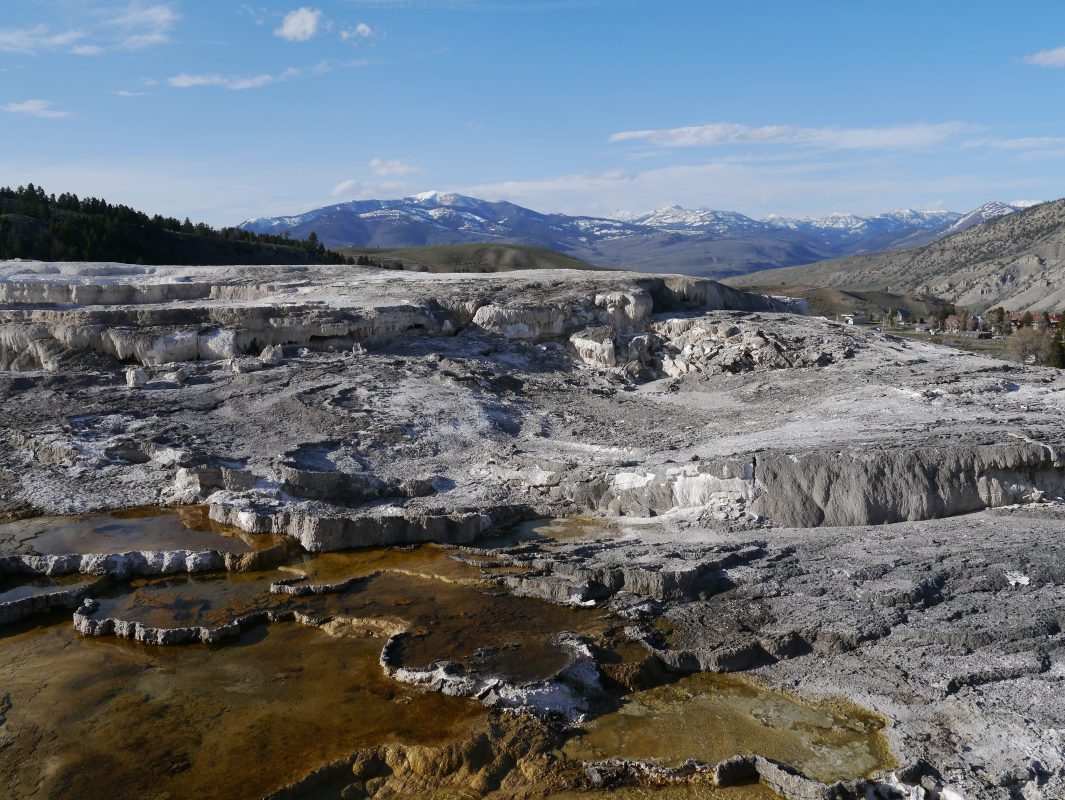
[837,307,1065,367]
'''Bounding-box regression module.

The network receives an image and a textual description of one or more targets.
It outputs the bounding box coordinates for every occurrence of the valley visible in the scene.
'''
[239,193,1025,278]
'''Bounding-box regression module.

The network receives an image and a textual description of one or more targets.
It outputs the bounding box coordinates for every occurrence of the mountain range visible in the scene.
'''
[239,193,1031,278]
[730,199,1065,312]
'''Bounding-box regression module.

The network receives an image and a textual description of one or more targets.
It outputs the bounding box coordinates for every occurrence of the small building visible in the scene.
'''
[1008,311,1060,330]
[839,313,869,326]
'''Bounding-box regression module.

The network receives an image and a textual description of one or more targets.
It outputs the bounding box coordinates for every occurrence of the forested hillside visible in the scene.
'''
[0,185,354,266]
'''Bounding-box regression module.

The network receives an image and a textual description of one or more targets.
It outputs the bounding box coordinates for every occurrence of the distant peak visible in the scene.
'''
[407,191,482,207]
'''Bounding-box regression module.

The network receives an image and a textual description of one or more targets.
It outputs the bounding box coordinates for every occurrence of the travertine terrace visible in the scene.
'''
[2,260,1064,800]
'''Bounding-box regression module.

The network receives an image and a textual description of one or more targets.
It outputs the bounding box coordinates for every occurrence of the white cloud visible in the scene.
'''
[1023,45,1065,68]
[168,60,363,90]
[3,99,73,119]
[72,44,105,56]
[340,22,375,41]
[0,25,85,54]
[369,158,423,176]
[275,7,323,41]
[115,89,150,97]
[609,121,972,151]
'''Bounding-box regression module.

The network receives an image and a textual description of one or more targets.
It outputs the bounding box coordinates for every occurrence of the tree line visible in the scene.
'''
[937,304,1064,368]
[352,253,406,270]
[0,184,355,266]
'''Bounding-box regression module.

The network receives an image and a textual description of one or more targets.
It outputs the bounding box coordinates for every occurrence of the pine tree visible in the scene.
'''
[1049,321,1065,369]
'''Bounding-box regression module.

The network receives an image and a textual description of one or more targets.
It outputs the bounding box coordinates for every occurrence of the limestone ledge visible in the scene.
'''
[73,601,324,646]
[206,490,523,552]
[0,264,803,371]
[582,753,925,800]
[483,442,1065,527]
[500,542,765,605]
[0,575,109,626]
[380,630,604,726]
[74,588,607,726]
[0,543,289,580]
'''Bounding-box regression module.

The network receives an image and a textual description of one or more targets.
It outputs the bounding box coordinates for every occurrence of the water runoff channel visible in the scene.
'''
[0,508,894,799]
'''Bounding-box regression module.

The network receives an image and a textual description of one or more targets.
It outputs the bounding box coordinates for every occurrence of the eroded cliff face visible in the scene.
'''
[2,261,1065,799]
[0,262,801,371]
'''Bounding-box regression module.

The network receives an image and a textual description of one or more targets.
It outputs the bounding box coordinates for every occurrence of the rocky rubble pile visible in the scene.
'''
[569,312,858,379]
[650,314,856,377]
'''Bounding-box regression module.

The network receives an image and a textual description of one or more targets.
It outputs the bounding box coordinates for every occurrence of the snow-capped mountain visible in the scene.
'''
[939,201,1024,237]
[240,192,647,251]
[766,208,957,235]
[238,194,1021,278]
[759,208,962,251]
[612,205,768,235]
[614,206,960,240]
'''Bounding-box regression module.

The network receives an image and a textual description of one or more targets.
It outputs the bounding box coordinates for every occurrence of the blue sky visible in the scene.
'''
[3,1,1065,225]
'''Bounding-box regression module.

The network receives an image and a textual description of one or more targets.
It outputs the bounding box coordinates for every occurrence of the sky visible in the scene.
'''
[3,1,1065,226]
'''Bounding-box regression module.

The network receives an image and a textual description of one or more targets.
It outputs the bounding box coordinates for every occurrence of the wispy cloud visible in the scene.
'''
[168,59,365,90]
[169,70,289,90]
[369,157,422,176]
[455,153,1052,220]
[609,122,973,151]
[3,99,73,119]
[1013,149,1065,163]
[1023,45,1065,68]
[331,178,412,198]
[275,7,323,41]
[239,5,271,26]
[0,3,177,55]
[115,89,151,97]
[102,2,179,50]
[971,136,1065,151]
[339,1,475,8]
[338,0,596,8]
[331,179,360,196]
[0,24,85,54]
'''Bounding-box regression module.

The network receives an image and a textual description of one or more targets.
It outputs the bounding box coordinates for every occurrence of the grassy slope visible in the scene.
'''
[726,199,1065,312]
[737,283,947,320]
[337,243,605,273]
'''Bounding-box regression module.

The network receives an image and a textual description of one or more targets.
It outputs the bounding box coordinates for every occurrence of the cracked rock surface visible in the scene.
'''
[496,510,1065,800]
